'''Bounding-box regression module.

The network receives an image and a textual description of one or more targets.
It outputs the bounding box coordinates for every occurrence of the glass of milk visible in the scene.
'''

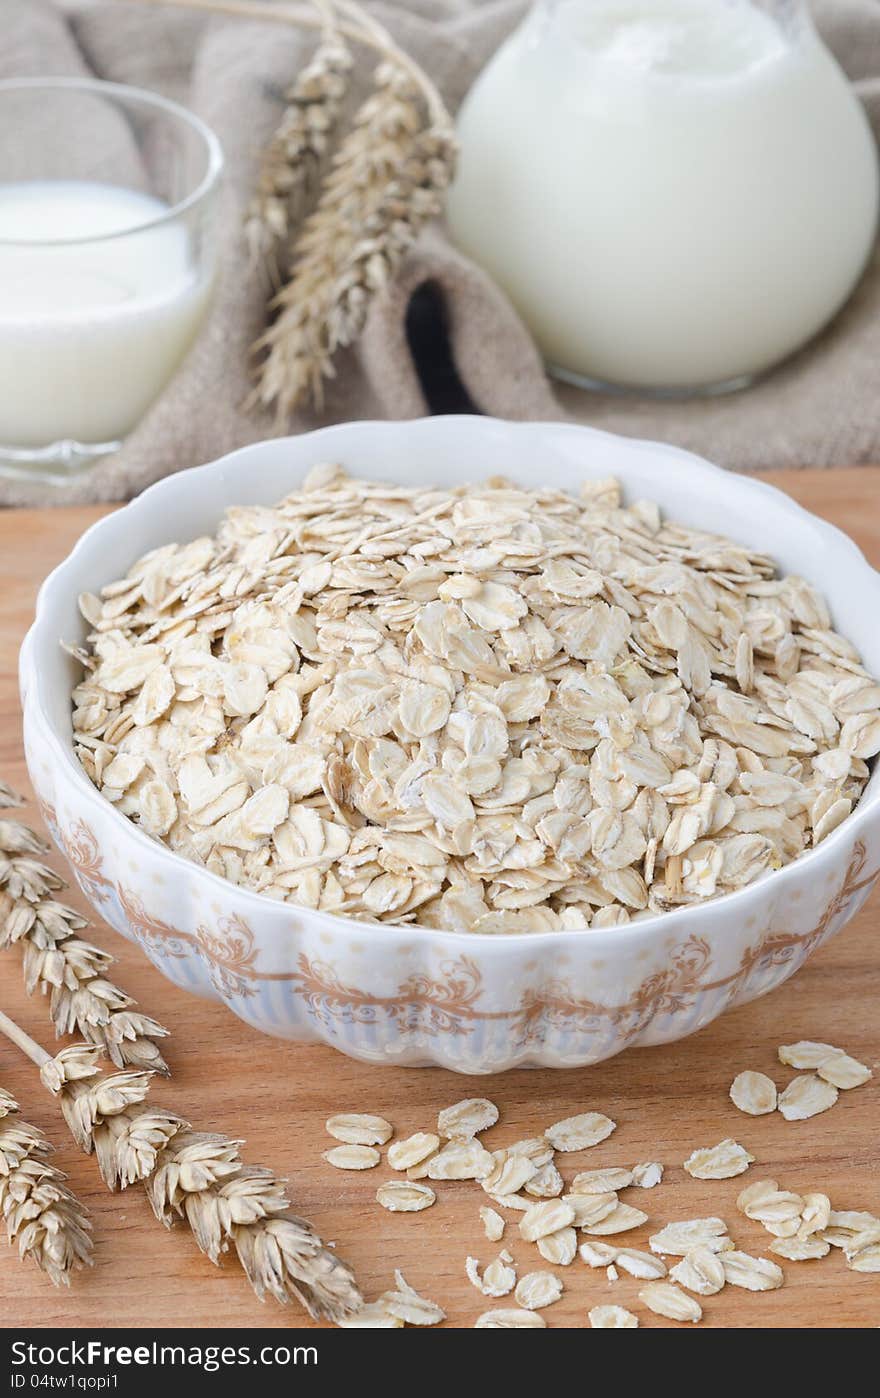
[0,78,223,482]
[447,0,880,395]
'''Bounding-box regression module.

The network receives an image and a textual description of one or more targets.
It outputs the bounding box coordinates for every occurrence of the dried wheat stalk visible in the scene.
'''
[0,788,360,1316]
[42,1045,185,1192]
[244,30,353,271]
[254,61,455,418]
[0,1084,93,1287]
[0,1024,359,1322]
[0,785,169,1074]
[136,0,457,417]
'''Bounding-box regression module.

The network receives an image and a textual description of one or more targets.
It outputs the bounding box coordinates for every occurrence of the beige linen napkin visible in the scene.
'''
[2,0,880,507]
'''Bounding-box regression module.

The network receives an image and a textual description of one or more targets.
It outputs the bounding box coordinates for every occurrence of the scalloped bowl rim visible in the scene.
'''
[20,416,880,956]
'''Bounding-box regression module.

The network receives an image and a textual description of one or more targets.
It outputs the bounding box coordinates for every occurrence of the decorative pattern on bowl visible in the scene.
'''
[20,418,880,1072]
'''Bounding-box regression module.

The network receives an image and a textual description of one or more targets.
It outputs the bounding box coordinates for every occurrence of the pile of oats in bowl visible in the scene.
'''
[70,465,880,932]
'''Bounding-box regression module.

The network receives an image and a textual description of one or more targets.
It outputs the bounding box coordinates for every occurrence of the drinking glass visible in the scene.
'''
[0,78,223,482]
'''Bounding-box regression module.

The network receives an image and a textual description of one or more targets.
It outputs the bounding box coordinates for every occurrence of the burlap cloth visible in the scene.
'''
[3,0,880,508]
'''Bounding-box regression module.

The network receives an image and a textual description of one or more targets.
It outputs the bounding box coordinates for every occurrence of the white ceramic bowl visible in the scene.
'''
[20,419,880,1072]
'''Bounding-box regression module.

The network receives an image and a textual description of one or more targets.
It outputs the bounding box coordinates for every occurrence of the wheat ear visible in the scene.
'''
[254,61,455,418]
[0,1014,361,1323]
[50,1046,360,1322]
[0,786,169,1074]
[134,0,457,417]
[244,24,353,271]
[0,1084,93,1287]
[147,1135,357,1318]
[42,1045,186,1192]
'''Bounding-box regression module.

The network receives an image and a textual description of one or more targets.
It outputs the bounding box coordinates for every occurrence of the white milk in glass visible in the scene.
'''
[0,181,211,448]
[447,0,880,391]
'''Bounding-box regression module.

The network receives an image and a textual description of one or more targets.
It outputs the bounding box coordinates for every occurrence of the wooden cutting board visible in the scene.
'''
[1,471,878,1330]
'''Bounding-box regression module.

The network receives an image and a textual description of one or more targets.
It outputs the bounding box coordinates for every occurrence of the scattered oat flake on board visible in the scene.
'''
[582,1203,648,1236]
[729,1070,778,1116]
[387,1132,439,1171]
[797,1192,831,1238]
[482,1150,539,1196]
[514,1271,563,1310]
[507,1138,555,1168]
[825,1208,880,1238]
[323,1144,380,1170]
[466,1251,516,1298]
[426,1139,493,1180]
[737,1181,804,1232]
[769,1236,830,1261]
[649,1218,731,1257]
[823,1213,880,1262]
[545,1112,616,1151]
[537,1226,578,1266]
[520,1199,576,1242]
[630,1162,664,1188]
[684,1139,754,1180]
[579,1240,619,1268]
[381,1271,446,1326]
[843,1222,880,1256]
[562,1191,619,1227]
[480,1205,505,1242]
[614,1248,667,1280]
[325,1112,393,1145]
[589,1304,638,1329]
[778,1041,839,1069]
[815,1051,872,1090]
[777,1074,838,1121]
[475,1308,547,1328]
[437,1098,499,1139]
[737,1178,780,1211]
[639,1281,702,1323]
[669,1248,726,1295]
[847,1236,880,1272]
[721,1251,784,1291]
[376,1181,436,1212]
[570,1166,634,1194]
[405,1155,436,1181]
[524,1162,564,1197]
[489,1191,531,1212]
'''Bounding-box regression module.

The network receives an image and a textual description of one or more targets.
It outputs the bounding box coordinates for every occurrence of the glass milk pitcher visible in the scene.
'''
[446,0,880,395]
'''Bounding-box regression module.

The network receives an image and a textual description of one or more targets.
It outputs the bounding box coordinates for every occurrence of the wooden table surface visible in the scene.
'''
[1,471,878,1331]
